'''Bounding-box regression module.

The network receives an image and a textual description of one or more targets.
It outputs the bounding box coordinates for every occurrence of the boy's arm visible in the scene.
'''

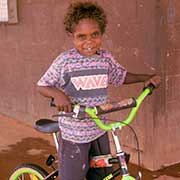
[37,86,72,112]
[124,72,161,87]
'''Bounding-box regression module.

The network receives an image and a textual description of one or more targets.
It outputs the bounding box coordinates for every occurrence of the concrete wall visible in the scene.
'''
[152,0,180,169]
[0,0,179,170]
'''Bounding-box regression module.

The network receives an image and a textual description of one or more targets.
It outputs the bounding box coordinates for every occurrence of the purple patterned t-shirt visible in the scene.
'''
[37,48,127,143]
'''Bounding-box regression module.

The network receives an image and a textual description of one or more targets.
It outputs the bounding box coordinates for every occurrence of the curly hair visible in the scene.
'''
[63,1,107,34]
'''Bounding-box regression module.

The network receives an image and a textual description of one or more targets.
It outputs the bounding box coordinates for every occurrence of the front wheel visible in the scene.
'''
[9,164,48,180]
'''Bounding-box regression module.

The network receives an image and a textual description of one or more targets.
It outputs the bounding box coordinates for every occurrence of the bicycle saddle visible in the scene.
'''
[35,119,59,133]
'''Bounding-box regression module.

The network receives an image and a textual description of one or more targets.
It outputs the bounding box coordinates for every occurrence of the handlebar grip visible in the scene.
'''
[147,83,156,90]
[96,98,137,115]
[145,83,156,95]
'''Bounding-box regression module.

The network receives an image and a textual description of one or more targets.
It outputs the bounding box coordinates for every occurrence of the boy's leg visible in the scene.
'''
[86,133,113,180]
[58,133,91,180]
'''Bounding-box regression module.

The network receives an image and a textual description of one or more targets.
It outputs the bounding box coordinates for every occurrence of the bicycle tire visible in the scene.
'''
[9,164,48,180]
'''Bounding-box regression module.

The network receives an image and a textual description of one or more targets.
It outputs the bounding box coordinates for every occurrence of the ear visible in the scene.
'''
[67,32,75,44]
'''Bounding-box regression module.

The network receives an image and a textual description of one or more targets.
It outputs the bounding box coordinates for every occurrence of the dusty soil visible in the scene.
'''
[1,136,179,180]
[0,114,179,180]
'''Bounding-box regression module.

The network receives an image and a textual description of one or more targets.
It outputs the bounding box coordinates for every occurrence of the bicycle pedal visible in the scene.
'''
[46,154,55,166]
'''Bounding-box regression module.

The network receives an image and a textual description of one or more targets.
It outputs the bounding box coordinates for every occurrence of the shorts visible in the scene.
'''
[58,132,113,180]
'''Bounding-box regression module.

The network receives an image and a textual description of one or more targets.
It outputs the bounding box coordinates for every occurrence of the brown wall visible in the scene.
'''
[0,0,179,170]
[153,0,180,170]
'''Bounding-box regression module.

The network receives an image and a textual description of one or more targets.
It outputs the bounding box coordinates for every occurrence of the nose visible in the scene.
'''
[84,38,93,47]
[86,34,94,41]
[84,42,93,49]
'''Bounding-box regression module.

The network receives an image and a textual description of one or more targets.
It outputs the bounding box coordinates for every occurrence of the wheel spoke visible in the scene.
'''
[30,174,39,180]
[18,174,24,180]
[18,176,22,180]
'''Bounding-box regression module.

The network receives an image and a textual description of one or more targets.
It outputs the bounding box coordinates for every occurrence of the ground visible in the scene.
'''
[0,114,179,180]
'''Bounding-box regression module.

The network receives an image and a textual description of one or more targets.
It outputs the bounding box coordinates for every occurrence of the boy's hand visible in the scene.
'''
[54,91,72,112]
[144,75,161,88]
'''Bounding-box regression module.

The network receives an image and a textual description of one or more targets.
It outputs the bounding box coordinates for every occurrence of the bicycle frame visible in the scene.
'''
[46,129,127,180]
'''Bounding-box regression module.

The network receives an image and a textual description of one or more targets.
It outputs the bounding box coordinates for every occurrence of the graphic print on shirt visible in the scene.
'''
[71,74,108,91]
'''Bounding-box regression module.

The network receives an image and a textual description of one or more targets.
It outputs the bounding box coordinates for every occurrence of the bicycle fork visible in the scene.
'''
[112,128,129,175]
[111,128,140,180]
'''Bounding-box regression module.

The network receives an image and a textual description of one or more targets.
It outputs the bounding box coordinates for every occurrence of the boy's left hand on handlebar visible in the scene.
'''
[144,75,161,88]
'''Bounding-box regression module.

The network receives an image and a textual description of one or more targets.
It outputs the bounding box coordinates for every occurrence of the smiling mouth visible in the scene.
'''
[84,47,94,51]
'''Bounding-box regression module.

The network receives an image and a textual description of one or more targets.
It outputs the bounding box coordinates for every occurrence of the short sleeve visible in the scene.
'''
[105,52,127,86]
[37,55,65,89]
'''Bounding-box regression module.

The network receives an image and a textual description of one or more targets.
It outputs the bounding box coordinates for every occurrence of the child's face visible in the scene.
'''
[72,19,103,56]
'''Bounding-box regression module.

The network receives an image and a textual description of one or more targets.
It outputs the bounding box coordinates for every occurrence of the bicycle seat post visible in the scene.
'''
[53,132,59,151]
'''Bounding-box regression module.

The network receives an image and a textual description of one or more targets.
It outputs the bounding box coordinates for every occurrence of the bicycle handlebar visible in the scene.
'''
[51,97,136,114]
[85,84,155,130]
[51,83,155,131]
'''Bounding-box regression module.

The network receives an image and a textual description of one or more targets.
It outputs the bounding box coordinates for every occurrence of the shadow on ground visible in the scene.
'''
[128,162,180,180]
[0,137,57,179]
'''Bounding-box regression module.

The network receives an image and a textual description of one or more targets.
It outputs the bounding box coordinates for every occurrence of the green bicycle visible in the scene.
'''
[9,84,155,180]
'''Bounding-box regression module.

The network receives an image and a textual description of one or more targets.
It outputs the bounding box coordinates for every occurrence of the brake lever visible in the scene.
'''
[52,112,75,118]
[52,104,88,119]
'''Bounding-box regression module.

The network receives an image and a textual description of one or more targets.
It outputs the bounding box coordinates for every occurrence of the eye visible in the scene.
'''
[77,34,86,41]
[91,32,100,38]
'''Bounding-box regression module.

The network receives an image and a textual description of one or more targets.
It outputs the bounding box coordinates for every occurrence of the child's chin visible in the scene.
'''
[82,50,96,56]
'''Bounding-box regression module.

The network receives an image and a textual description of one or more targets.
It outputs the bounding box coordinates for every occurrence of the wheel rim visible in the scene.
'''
[11,168,44,180]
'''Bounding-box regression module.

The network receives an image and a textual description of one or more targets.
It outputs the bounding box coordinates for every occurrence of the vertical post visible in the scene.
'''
[111,128,129,177]
[53,133,59,151]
